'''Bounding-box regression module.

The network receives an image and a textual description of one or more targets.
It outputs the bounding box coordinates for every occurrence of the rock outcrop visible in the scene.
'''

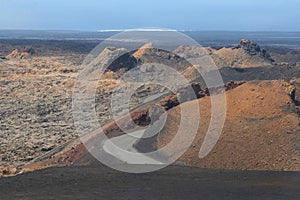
[289,78,300,117]
[208,39,275,68]
[107,49,137,73]
[6,46,35,59]
[99,40,274,81]
[133,44,191,72]
[173,39,274,69]
[87,47,138,78]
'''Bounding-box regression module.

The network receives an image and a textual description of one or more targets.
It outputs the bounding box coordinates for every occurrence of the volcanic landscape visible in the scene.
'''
[0,31,300,199]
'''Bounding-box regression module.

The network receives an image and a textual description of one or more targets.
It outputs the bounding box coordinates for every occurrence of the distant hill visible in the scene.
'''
[208,39,275,68]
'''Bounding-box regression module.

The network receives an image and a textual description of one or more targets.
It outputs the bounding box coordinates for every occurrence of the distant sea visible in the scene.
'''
[0,30,300,49]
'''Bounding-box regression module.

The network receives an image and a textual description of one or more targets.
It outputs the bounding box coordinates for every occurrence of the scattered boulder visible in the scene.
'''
[224,80,246,91]
[0,55,7,60]
[290,78,300,104]
[0,164,17,177]
[41,144,55,152]
[289,78,300,117]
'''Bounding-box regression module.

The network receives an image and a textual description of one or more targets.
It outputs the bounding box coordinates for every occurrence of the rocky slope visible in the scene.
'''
[13,80,300,176]
[158,80,300,171]
[176,39,275,69]
[207,39,275,68]
[6,46,35,59]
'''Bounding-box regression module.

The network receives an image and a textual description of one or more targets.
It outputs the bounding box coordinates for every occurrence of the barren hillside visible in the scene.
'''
[158,80,300,171]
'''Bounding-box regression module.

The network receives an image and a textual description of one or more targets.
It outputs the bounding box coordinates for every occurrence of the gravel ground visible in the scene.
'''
[0,164,300,200]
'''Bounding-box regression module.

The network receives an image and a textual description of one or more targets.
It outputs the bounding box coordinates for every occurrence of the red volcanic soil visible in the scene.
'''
[16,81,245,174]
[16,80,300,174]
[19,80,300,173]
[158,80,300,171]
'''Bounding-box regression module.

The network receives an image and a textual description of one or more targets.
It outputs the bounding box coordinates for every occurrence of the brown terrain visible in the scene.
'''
[208,39,275,68]
[158,80,300,171]
[1,34,300,200]
[0,36,300,178]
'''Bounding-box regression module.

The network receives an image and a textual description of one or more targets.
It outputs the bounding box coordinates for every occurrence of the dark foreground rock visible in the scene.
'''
[0,164,300,200]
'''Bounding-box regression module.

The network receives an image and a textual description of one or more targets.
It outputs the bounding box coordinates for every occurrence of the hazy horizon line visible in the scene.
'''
[1,28,300,33]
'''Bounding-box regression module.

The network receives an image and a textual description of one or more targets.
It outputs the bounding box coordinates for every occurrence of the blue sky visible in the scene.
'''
[0,0,299,31]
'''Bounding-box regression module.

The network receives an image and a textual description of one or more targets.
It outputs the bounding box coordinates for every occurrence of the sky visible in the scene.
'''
[0,0,299,31]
